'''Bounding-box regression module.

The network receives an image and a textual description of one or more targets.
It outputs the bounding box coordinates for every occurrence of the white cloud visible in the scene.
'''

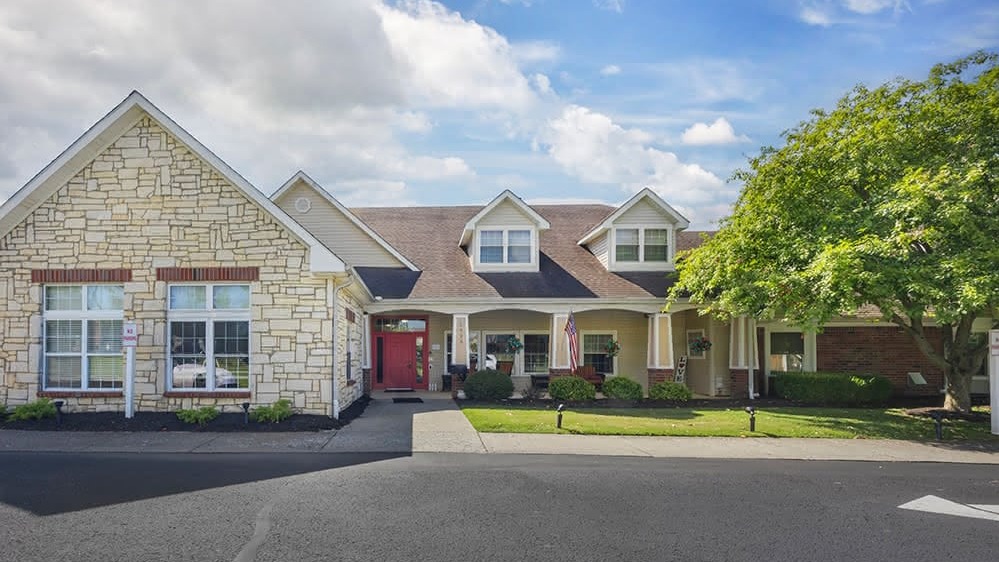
[800,6,834,26]
[641,59,766,103]
[511,41,561,64]
[532,73,555,96]
[843,0,904,14]
[594,0,625,13]
[538,105,726,218]
[600,64,622,76]
[681,118,750,145]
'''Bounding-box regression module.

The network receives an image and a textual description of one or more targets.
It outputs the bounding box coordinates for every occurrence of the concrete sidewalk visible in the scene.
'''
[1,393,996,463]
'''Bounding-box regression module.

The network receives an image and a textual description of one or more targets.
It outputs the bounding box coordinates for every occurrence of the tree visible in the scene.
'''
[668,52,999,412]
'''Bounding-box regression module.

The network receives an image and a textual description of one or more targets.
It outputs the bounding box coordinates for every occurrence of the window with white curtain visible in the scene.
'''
[43,285,124,390]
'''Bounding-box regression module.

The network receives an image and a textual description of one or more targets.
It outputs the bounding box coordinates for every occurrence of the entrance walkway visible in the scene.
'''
[320,391,485,454]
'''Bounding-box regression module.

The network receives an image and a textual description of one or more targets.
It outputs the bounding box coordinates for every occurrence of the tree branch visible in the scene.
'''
[891,313,950,371]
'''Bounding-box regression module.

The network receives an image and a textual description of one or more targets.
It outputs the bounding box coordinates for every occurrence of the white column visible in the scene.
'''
[362,314,371,369]
[551,313,569,369]
[989,330,998,435]
[647,313,674,369]
[452,314,470,367]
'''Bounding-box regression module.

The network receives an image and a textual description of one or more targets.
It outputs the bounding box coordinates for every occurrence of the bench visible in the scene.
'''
[530,374,550,389]
[552,366,605,391]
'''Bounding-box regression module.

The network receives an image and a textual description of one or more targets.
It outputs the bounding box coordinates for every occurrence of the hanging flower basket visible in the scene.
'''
[506,336,524,354]
[604,339,621,357]
[689,337,712,354]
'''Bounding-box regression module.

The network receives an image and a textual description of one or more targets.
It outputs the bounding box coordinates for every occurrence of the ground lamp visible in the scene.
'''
[241,402,251,425]
[556,404,566,429]
[745,406,756,432]
[54,400,65,427]
[929,411,944,440]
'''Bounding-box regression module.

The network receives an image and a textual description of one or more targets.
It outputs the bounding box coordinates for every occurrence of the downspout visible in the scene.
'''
[330,273,356,419]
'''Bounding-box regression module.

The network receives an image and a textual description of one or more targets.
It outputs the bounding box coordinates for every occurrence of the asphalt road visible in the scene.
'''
[1,452,997,562]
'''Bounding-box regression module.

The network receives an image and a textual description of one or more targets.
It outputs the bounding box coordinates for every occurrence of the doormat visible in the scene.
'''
[384,388,414,393]
[393,397,424,404]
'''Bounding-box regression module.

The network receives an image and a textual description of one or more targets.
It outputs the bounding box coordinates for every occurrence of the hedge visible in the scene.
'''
[464,369,514,400]
[601,376,644,400]
[548,376,596,401]
[773,371,892,405]
[649,381,692,402]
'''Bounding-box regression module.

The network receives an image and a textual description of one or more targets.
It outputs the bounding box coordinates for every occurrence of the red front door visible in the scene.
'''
[385,333,418,389]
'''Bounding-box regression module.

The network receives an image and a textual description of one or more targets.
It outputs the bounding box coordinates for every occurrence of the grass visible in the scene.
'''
[461,405,998,441]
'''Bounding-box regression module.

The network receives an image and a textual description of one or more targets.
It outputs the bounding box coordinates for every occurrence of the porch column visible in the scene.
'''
[550,313,571,376]
[451,314,470,397]
[729,316,759,398]
[647,313,675,387]
[362,313,372,393]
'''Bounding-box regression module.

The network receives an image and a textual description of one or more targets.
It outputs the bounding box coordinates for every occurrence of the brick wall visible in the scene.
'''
[816,326,945,395]
[647,368,676,387]
[730,369,749,398]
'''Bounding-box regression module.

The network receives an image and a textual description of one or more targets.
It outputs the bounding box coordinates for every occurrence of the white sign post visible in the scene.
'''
[123,322,137,419]
[990,330,999,436]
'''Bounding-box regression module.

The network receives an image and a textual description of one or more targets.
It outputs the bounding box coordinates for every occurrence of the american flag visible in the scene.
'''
[564,311,579,373]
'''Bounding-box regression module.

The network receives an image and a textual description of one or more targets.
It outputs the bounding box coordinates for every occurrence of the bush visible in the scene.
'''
[463,369,515,400]
[251,399,294,423]
[773,371,892,405]
[649,381,693,402]
[601,376,644,400]
[9,398,57,421]
[548,376,596,401]
[176,406,219,426]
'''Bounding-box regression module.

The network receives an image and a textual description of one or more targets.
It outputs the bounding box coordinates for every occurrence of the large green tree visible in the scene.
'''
[668,52,999,412]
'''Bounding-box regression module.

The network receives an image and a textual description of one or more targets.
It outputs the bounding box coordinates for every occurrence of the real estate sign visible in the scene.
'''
[991,330,998,435]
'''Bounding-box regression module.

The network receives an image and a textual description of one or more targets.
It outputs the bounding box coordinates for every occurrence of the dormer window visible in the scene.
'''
[480,229,533,265]
[615,227,669,263]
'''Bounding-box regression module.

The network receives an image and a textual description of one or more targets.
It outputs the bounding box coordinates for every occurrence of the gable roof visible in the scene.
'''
[352,203,712,300]
[577,187,690,245]
[458,189,551,246]
[0,91,345,275]
[271,171,419,271]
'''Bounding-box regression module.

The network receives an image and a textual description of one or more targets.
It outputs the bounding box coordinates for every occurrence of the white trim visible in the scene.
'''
[578,187,690,246]
[482,330,521,375]
[272,171,419,271]
[0,91,345,275]
[365,298,696,316]
[166,283,251,392]
[473,226,539,272]
[42,285,125,391]
[580,330,618,375]
[609,226,675,272]
[520,330,551,375]
[686,328,708,360]
[762,328,816,376]
[459,190,551,246]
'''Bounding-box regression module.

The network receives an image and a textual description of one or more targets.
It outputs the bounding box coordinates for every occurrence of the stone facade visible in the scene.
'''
[0,116,348,415]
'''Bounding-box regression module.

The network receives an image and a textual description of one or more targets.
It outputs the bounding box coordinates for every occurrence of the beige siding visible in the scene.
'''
[590,231,609,268]
[477,199,535,227]
[678,310,714,396]
[0,116,338,414]
[574,310,648,388]
[275,181,404,268]
[617,199,670,224]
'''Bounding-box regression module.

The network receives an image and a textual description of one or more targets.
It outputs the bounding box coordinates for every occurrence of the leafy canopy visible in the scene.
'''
[669,52,999,332]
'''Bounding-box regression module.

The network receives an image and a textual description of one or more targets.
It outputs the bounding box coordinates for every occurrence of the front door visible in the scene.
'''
[385,333,418,389]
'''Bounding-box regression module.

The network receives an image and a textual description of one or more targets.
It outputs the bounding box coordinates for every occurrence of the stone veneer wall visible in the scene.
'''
[0,116,343,414]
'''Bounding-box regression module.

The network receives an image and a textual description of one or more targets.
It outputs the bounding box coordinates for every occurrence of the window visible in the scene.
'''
[485,333,517,374]
[769,332,804,372]
[686,329,708,359]
[43,285,124,390]
[582,333,615,374]
[614,227,669,263]
[523,334,550,374]
[478,229,533,265]
[168,284,250,390]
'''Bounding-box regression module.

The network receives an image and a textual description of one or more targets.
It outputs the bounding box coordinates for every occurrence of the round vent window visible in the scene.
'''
[294,197,312,213]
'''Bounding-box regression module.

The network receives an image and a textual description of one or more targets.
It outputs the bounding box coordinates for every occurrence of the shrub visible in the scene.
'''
[251,399,294,423]
[9,398,57,421]
[773,371,892,405]
[601,376,644,400]
[463,369,515,401]
[649,381,693,402]
[176,406,219,426]
[548,376,596,401]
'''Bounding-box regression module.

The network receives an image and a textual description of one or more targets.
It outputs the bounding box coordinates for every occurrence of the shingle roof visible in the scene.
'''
[351,204,713,300]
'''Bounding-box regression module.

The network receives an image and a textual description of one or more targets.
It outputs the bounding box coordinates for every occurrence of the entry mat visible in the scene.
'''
[393,397,424,404]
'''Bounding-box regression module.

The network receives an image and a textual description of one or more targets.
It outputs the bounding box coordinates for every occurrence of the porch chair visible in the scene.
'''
[573,365,605,391]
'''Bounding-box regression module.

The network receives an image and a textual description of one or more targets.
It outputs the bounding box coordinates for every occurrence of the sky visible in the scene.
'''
[1,1,996,228]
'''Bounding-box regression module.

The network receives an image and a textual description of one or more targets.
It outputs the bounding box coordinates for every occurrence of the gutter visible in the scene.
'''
[329,273,356,419]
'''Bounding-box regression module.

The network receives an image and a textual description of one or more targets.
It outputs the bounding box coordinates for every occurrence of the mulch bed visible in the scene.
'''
[903,406,990,423]
[1,395,370,432]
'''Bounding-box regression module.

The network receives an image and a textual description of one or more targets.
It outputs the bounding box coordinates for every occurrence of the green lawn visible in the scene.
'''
[461,405,998,441]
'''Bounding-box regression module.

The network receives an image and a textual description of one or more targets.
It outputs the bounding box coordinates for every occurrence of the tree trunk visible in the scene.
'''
[942,366,973,413]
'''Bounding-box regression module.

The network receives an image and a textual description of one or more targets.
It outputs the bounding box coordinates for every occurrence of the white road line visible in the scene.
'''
[898,495,999,522]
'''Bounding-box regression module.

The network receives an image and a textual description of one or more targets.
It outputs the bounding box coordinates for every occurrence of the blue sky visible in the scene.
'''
[1,0,996,227]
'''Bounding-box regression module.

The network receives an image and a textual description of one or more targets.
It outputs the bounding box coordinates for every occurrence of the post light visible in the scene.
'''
[242,402,251,425]
[930,411,944,440]
[745,406,756,432]
[556,404,565,429]
[54,400,65,427]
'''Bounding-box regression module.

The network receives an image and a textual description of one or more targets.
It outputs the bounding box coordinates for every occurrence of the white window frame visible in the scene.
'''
[42,285,124,391]
[521,330,551,376]
[763,327,816,375]
[473,227,539,272]
[610,226,674,271]
[167,284,251,392]
[580,330,618,376]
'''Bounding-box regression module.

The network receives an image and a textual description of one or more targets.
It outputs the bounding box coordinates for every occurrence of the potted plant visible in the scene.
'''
[604,338,621,358]
[689,336,712,354]
[506,336,524,354]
